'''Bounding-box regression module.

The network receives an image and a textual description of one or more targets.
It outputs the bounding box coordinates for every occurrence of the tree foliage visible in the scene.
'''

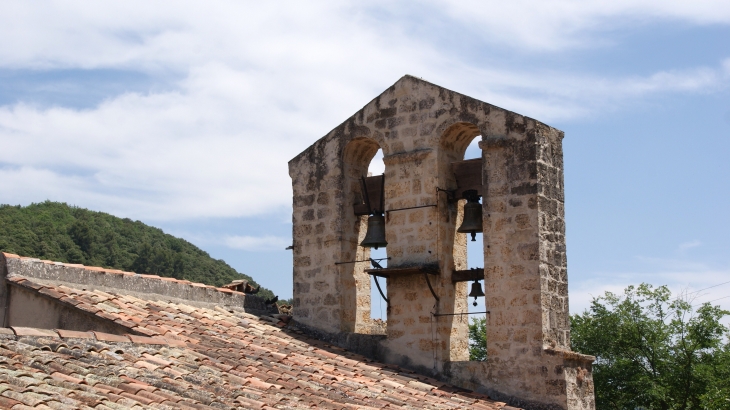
[468,316,487,361]
[571,283,730,409]
[0,201,274,300]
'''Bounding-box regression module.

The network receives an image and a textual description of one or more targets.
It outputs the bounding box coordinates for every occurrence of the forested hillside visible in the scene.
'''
[0,201,274,300]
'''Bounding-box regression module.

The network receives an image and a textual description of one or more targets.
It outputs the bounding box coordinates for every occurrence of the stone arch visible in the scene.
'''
[339,136,383,333]
[438,121,483,270]
[439,121,483,157]
[436,122,484,360]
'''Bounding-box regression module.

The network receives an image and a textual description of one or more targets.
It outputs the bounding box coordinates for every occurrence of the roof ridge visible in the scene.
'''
[2,252,275,313]
[2,252,209,289]
[0,326,185,347]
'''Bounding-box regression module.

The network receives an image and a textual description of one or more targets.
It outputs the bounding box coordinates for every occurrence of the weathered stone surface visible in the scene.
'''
[288,75,594,410]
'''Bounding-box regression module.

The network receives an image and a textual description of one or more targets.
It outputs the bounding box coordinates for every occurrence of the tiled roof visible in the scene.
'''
[1,254,509,409]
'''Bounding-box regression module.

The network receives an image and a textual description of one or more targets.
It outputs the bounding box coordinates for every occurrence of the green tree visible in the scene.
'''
[68,219,94,255]
[571,283,730,409]
[700,343,730,409]
[468,316,487,361]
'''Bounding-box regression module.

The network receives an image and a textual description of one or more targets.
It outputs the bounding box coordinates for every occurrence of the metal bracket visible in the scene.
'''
[436,187,456,201]
[423,273,440,302]
[373,276,389,307]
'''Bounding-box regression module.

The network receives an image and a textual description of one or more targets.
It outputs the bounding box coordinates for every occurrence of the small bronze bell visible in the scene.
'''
[468,280,485,306]
[457,189,483,241]
[360,212,388,249]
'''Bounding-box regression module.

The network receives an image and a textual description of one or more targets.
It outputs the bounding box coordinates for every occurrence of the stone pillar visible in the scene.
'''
[380,148,468,372]
[478,124,594,408]
[289,136,349,334]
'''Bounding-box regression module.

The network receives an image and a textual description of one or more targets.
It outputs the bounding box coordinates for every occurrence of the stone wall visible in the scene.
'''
[0,253,276,317]
[288,75,595,409]
[6,286,132,334]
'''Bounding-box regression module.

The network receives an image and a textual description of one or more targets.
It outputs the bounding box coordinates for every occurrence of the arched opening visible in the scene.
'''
[368,149,388,325]
[438,122,486,362]
[461,138,487,362]
[341,138,386,334]
[463,138,486,320]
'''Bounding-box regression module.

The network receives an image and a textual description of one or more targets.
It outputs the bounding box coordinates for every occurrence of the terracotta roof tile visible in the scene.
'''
[92,332,130,343]
[11,328,59,338]
[49,372,84,385]
[55,329,96,339]
[136,274,161,279]
[74,303,102,315]
[15,279,44,290]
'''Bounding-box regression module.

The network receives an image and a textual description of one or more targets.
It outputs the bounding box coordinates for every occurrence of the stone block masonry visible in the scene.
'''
[288,75,595,409]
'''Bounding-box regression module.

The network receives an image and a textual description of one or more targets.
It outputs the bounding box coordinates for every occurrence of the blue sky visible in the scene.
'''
[0,1,728,317]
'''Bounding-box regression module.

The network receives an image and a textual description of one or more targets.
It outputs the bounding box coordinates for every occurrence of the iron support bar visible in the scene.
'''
[433,311,489,317]
[335,257,390,265]
[373,276,389,306]
[385,204,436,214]
[423,273,440,302]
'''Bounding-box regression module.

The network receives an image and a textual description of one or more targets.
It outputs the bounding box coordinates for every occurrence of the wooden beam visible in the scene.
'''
[451,158,483,199]
[353,203,370,215]
[353,175,385,216]
[452,268,484,282]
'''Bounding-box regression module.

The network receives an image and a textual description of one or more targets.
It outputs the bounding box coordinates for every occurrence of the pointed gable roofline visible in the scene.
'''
[290,74,562,166]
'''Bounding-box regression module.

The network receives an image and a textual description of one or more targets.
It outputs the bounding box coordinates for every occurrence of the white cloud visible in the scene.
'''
[0,67,299,220]
[2,59,726,221]
[0,2,729,222]
[430,0,730,51]
[1,1,729,68]
[570,256,730,324]
[224,235,291,252]
[678,240,702,252]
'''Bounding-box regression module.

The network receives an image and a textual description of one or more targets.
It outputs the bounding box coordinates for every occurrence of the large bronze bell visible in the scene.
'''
[457,189,483,241]
[468,280,485,306]
[360,212,388,249]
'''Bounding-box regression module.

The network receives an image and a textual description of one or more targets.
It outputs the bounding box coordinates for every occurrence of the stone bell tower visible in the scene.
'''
[288,75,595,409]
